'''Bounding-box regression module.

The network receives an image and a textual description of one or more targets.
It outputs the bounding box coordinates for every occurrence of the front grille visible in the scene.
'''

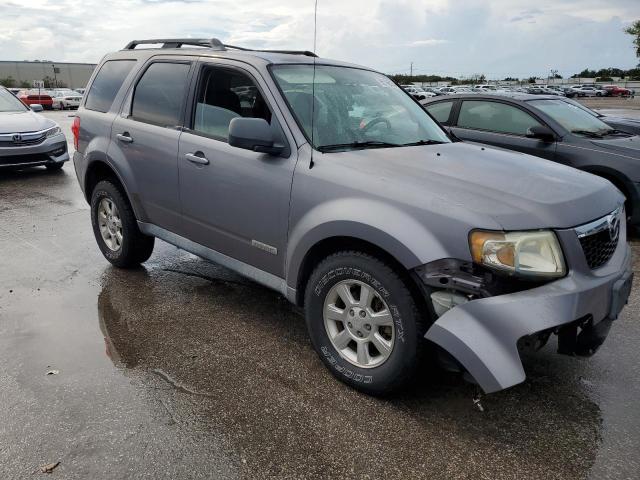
[0,135,46,147]
[576,208,621,269]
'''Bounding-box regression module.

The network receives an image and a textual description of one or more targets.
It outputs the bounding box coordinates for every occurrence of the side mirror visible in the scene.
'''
[228,117,284,155]
[526,125,555,142]
[30,104,44,112]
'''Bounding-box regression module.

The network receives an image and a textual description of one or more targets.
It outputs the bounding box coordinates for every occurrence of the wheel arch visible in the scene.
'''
[84,159,147,221]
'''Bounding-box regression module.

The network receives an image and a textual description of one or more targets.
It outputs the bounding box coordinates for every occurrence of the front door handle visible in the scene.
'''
[185,152,209,165]
[116,133,133,143]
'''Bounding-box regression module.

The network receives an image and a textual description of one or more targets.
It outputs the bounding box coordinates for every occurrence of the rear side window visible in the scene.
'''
[425,101,454,124]
[457,100,541,135]
[85,60,136,113]
[131,62,191,127]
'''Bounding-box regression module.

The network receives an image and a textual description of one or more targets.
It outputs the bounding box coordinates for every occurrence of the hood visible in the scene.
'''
[329,142,622,230]
[603,115,640,127]
[589,135,640,157]
[0,110,56,134]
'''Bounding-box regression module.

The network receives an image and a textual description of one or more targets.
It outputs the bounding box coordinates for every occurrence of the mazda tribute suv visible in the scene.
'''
[72,38,633,395]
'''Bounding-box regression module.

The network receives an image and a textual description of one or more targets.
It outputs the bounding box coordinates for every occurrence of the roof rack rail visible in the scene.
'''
[225,45,317,57]
[124,38,226,50]
[123,38,317,57]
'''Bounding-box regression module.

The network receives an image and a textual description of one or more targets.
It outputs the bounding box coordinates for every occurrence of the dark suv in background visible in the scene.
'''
[422,93,640,225]
[72,38,632,396]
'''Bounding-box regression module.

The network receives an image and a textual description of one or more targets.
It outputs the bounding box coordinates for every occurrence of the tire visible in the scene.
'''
[46,162,64,171]
[90,180,154,268]
[304,251,429,395]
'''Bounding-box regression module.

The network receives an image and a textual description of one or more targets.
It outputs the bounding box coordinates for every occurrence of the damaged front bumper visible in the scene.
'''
[422,226,633,394]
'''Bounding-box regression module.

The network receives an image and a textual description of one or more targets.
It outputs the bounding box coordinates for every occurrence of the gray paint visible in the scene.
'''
[426,218,631,393]
[422,93,640,223]
[73,46,632,394]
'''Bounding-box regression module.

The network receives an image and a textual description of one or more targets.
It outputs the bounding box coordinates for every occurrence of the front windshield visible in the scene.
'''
[271,64,450,151]
[561,98,601,118]
[0,88,28,112]
[528,98,613,135]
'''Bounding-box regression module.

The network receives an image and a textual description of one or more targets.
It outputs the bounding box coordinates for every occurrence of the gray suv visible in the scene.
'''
[73,38,633,395]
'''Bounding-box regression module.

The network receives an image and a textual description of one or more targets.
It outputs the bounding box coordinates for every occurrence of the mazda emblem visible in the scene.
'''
[608,214,620,242]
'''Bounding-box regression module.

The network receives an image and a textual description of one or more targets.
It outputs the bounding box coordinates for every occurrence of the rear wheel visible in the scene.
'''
[304,251,428,395]
[90,180,154,268]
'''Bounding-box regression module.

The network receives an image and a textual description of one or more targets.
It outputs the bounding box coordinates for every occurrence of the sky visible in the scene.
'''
[0,0,639,79]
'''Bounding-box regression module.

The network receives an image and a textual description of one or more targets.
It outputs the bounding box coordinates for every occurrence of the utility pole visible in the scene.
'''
[52,64,58,88]
[410,62,413,79]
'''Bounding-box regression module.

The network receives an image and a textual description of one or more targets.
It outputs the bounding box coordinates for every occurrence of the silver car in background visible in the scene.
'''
[51,89,83,110]
[0,86,69,171]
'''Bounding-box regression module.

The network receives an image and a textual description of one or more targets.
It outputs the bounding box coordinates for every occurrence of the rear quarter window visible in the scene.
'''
[425,101,454,124]
[85,60,136,113]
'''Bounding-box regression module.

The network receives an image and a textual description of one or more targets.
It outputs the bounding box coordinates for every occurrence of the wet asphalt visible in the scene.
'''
[1,110,639,479]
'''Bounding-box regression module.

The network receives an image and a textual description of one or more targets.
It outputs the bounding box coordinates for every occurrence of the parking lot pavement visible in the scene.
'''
[1,110,639,479]
[579,96,640,112]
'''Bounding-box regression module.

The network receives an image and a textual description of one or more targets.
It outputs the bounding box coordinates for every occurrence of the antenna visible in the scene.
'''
[314,0,319,53]
[310,0,319,169]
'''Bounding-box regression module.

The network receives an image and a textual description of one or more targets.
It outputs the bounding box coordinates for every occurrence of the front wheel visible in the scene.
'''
[90,180,155,268]
[304,251,429,395]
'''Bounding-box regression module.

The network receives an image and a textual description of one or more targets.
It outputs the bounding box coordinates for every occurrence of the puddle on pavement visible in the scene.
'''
[97,260,603,479]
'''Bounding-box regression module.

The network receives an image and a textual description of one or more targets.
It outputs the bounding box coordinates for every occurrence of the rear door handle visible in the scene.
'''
[116,133,133,143]
[185,152,209,165]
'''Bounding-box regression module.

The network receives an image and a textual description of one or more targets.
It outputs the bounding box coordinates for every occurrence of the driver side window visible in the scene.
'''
[191,66,272,142]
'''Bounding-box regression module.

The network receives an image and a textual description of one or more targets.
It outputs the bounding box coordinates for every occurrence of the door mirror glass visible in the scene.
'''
[228,117,283,155]
[526,125,555,141]
[30,104,44,112]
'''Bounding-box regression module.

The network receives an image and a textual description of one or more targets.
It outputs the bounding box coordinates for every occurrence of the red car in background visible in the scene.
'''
[17,90,54,109]
[603,85,632,97]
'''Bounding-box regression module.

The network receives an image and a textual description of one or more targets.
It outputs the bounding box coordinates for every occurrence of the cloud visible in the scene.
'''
[407,39,448,46]
[0,0,639,78]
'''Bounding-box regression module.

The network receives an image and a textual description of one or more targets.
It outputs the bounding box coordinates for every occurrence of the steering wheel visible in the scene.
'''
[360,117,391,134]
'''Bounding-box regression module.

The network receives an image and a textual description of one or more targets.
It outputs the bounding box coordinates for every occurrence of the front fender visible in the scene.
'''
[286,198,452,289]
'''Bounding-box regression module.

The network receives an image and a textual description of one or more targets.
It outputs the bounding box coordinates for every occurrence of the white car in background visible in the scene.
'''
[401,85,435,100]
[51,89,82,110]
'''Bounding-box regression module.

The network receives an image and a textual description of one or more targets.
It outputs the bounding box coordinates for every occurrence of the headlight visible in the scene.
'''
[469,230,565,277]
[45,126,61,138]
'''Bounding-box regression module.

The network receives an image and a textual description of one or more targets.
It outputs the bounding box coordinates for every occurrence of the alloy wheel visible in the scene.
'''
[98,198,123,252]
[323,279,395,368]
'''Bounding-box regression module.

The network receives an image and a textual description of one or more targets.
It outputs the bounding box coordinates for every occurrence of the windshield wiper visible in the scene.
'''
[317,140,400,152]
[602,128,632,137]
[401,139,445,146]
[571,129,604,138]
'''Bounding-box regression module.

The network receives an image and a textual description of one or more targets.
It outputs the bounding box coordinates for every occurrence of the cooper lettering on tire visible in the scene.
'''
[305,251,428,395]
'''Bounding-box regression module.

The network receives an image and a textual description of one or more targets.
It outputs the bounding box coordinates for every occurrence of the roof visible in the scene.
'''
[112,38,367,70]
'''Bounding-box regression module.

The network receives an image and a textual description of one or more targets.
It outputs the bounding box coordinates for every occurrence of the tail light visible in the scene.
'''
[71,116,80,150]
